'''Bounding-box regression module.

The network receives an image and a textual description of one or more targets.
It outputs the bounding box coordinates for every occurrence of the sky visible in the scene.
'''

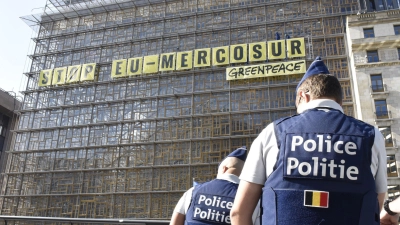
[0,0,47,96]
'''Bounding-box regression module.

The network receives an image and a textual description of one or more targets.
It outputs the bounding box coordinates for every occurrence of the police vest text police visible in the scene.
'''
[286,135,359,181]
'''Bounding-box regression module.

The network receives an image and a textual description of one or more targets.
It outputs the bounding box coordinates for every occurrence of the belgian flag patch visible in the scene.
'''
[304,190,329,208]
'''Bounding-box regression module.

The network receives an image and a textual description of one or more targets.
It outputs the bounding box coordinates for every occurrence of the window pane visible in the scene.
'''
[363,28,374,38]
[376,0,385,10]
[395,25,400,35]
[367,50,379,63]
[387,155,398,177]
[366,0,377,11]
[375,99,388,118]
[398,48,400,60]
[379,126,393,147]
[386,0,399,9]
[388,185,400,199]
[370,74,384,92]
[364,0,387,11]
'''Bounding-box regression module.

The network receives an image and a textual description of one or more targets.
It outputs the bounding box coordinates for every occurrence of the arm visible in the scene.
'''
[170,212,185,225]
[170,188,193,225]
[372,127,387,211]
[231,124,275,225]
[230,180,263,225]
[378,192,385,211]
[380,197,400,225]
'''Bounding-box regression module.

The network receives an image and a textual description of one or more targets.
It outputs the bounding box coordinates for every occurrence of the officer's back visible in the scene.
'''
[170,147,257,225]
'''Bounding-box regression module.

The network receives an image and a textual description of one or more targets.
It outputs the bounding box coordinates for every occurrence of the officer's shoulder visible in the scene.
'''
[195,179,216,188]
[274,114,299,126]
[345,114,375,128]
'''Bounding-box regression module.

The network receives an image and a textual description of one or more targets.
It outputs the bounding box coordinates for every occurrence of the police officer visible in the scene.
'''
[170,147,260,225]
[230,57,387,225]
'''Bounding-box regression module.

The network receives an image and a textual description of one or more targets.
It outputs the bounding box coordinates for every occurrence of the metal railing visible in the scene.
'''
[371,83,387,93]
[375,110,391,119]
[0,216,170,225]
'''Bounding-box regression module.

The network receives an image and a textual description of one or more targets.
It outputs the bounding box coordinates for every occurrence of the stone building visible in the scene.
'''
[347,9,400,199]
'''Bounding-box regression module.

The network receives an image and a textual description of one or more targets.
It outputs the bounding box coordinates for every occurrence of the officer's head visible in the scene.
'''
[295,57,342,113]
[218,146,247,177]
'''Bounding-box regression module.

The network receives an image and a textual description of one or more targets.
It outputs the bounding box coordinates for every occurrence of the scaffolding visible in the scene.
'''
[5,0,361,221]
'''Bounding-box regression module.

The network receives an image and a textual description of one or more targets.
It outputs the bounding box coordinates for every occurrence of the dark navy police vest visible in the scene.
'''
[262,108,378,225]
[185,179,238,225]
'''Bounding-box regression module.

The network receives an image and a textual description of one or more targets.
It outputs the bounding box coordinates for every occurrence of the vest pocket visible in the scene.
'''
[262,188,377,225]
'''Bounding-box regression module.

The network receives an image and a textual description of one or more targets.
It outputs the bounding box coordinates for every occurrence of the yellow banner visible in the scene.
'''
[127,57,143,76]
[159,53,176,71]
[81,63,97,81]
[194,48,211,67]
[268,40,286,60]
[213,46,229,66]
[39,38,307,85]
[52,67,67,85]
[111,59,127,78]
[143,55,159,74]
[230,44,247,63]
[66,65,82,83]
[39,69,53,87]
[287,38,306,58]
[249,42,267,62]
[226,60,306,81]
[176,51,193,70]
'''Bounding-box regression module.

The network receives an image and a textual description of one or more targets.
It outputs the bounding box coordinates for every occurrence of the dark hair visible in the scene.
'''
[297,74,343,104]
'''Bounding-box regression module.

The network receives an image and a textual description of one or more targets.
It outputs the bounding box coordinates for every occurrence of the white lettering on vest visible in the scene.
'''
[193,207,230,223]
[287,134,360,180]
[195,194,233,223]
[198,195,232,209]
[291,135,357,155]
[286,157,359,180]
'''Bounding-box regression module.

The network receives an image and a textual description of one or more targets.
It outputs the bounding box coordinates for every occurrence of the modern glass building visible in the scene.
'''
[1,0,396,221]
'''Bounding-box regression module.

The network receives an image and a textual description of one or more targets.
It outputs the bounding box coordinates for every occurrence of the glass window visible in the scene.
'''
[371,74,384,92]
[388,185,400,199]
[379,126,393,147]
[376,0,385,10]
[363,28,374,38]
[375,99,388,118]
[395,25,400,35]
[387,155,398,177]
[364,0,386,11]
[366,0,377,11]
[398,48,400,60]
[386,0,398,9]
[367,50,379,63]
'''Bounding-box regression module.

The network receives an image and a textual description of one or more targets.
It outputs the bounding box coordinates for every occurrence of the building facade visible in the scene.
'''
[0,0,389,220]
[347,10,400,199]
[0,89,21,178]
